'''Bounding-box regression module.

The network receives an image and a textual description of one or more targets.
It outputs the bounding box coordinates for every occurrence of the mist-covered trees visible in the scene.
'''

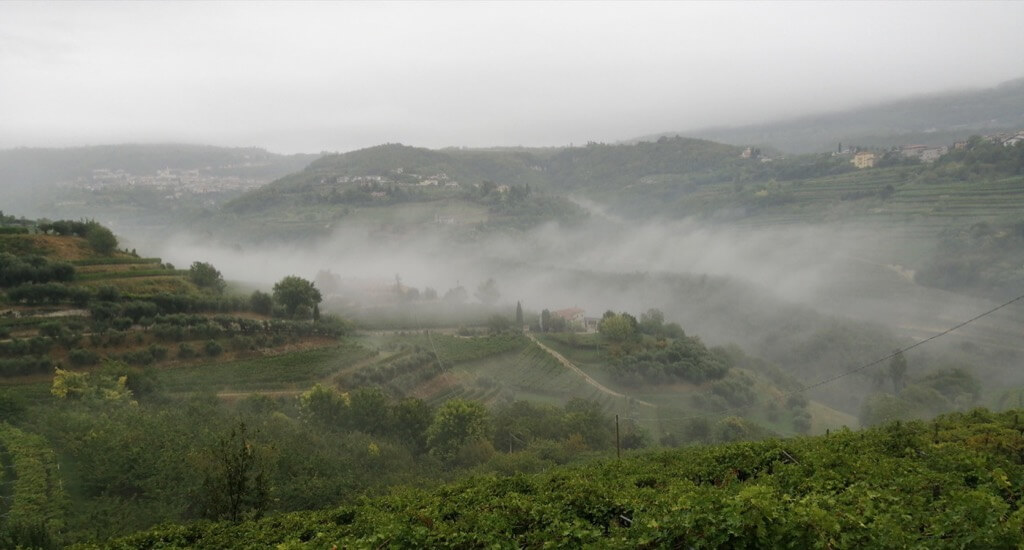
[474,278,500,305]
[860,366,982,426]
[249,290,273,315]
[598,311,639,344]
[272,276,322,318]
[610,337,731,386]
[888,351,908,393]
[187,261,226,293]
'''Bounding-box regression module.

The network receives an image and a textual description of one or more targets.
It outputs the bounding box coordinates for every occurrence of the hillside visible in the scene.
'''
[0,222,348,382]
[80,408,1024,548]
[674,76,1024,153]
[0,144,318,227]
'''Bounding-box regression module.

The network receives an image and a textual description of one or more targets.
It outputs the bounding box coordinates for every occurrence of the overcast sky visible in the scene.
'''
[2,1,1023,154]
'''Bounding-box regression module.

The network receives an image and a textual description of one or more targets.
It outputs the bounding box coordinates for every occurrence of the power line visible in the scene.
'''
[629,291,1024,423]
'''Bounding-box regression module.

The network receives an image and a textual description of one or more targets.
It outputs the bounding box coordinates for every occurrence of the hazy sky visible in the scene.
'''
[2,1,1023,154]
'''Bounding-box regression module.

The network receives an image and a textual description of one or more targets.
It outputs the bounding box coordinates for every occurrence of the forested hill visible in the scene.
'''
[83,408,1024,548]
[224,138,743,213]
[673,76,1024,153]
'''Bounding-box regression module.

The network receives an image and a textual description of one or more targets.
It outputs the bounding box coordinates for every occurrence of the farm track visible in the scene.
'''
[526,334,655,407]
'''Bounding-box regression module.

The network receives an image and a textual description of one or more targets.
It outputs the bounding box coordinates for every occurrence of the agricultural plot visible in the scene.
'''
[0,423,67,537]
[154,342,374,394]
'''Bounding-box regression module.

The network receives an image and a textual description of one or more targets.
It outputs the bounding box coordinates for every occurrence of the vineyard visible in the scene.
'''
[0,423,67,546]
[80,408,1024,548]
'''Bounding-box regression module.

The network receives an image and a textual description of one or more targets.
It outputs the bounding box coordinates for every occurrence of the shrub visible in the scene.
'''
[178,343,197,359]
[204,340,223,357]
[68,348,100,366]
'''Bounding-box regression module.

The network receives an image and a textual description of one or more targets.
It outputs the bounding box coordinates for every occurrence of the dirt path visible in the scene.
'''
[527,334,655,408]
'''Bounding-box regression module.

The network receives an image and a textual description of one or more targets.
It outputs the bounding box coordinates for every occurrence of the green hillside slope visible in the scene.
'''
[82,408,1024,549]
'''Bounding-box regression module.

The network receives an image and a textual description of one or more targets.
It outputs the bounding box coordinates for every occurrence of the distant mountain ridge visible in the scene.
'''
[641,77,1024,153]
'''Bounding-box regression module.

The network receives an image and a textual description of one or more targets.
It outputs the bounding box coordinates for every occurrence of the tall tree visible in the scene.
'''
[515,301,524,327]
[272,276,322,318]
[193,422,269,523]
[888,351,908,394]
[188,261,226,293]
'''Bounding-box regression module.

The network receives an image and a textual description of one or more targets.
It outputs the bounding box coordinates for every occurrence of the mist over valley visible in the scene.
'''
[3,2,1024,546]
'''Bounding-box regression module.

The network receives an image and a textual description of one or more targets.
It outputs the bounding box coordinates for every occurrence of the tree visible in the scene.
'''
[272,276,322,318]
[442,285,468,304]
[193,422,269,523]
[639,308,665,336]
[188,261,226,293]
[348,387,391,435]
[85,222,117,254]
[392,397,433,454]
[888,351,908,394]
[486,314,511,333]
[426,399,491,461]
[249,290,272,315]
[475,278,500,305]
[298,384,349,429]
[540,309,551,332]
[599,313,636,343]
[515,301,524,328]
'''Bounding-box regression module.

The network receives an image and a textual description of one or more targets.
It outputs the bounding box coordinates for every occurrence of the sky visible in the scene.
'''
[2,1,1023,154]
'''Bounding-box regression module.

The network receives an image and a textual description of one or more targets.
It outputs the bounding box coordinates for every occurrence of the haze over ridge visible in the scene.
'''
[2,1,1024,154]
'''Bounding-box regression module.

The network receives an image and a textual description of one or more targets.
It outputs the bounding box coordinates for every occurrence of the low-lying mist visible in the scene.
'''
[135,213,1024,412]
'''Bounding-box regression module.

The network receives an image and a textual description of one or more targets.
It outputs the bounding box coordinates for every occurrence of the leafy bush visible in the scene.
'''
[68,348,100,366]
[204,340,223,357]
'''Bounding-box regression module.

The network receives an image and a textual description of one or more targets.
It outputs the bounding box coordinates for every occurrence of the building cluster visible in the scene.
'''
[841,129,1024,169]
[333,171,460,189]
[63,167,265,198]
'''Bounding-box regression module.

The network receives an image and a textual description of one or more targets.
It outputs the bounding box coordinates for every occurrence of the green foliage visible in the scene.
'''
[272,276,322,318]
[5,282,91,306]
[860,367,983,427]
[598,312,638,345]
[186,261,226,293]
[0,423,67,545]
[492,399,616,453]
[298,384,349,429]
[50,368,134,403]
[89,409,1024,549]
[249,290,273,315]
[0,253,75,287]
[204,340,224,357]
[426,399,491,461]
[191,422,270,523]
[610,334,730,386]
[0,389,27,422]
[84,222,118,255]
